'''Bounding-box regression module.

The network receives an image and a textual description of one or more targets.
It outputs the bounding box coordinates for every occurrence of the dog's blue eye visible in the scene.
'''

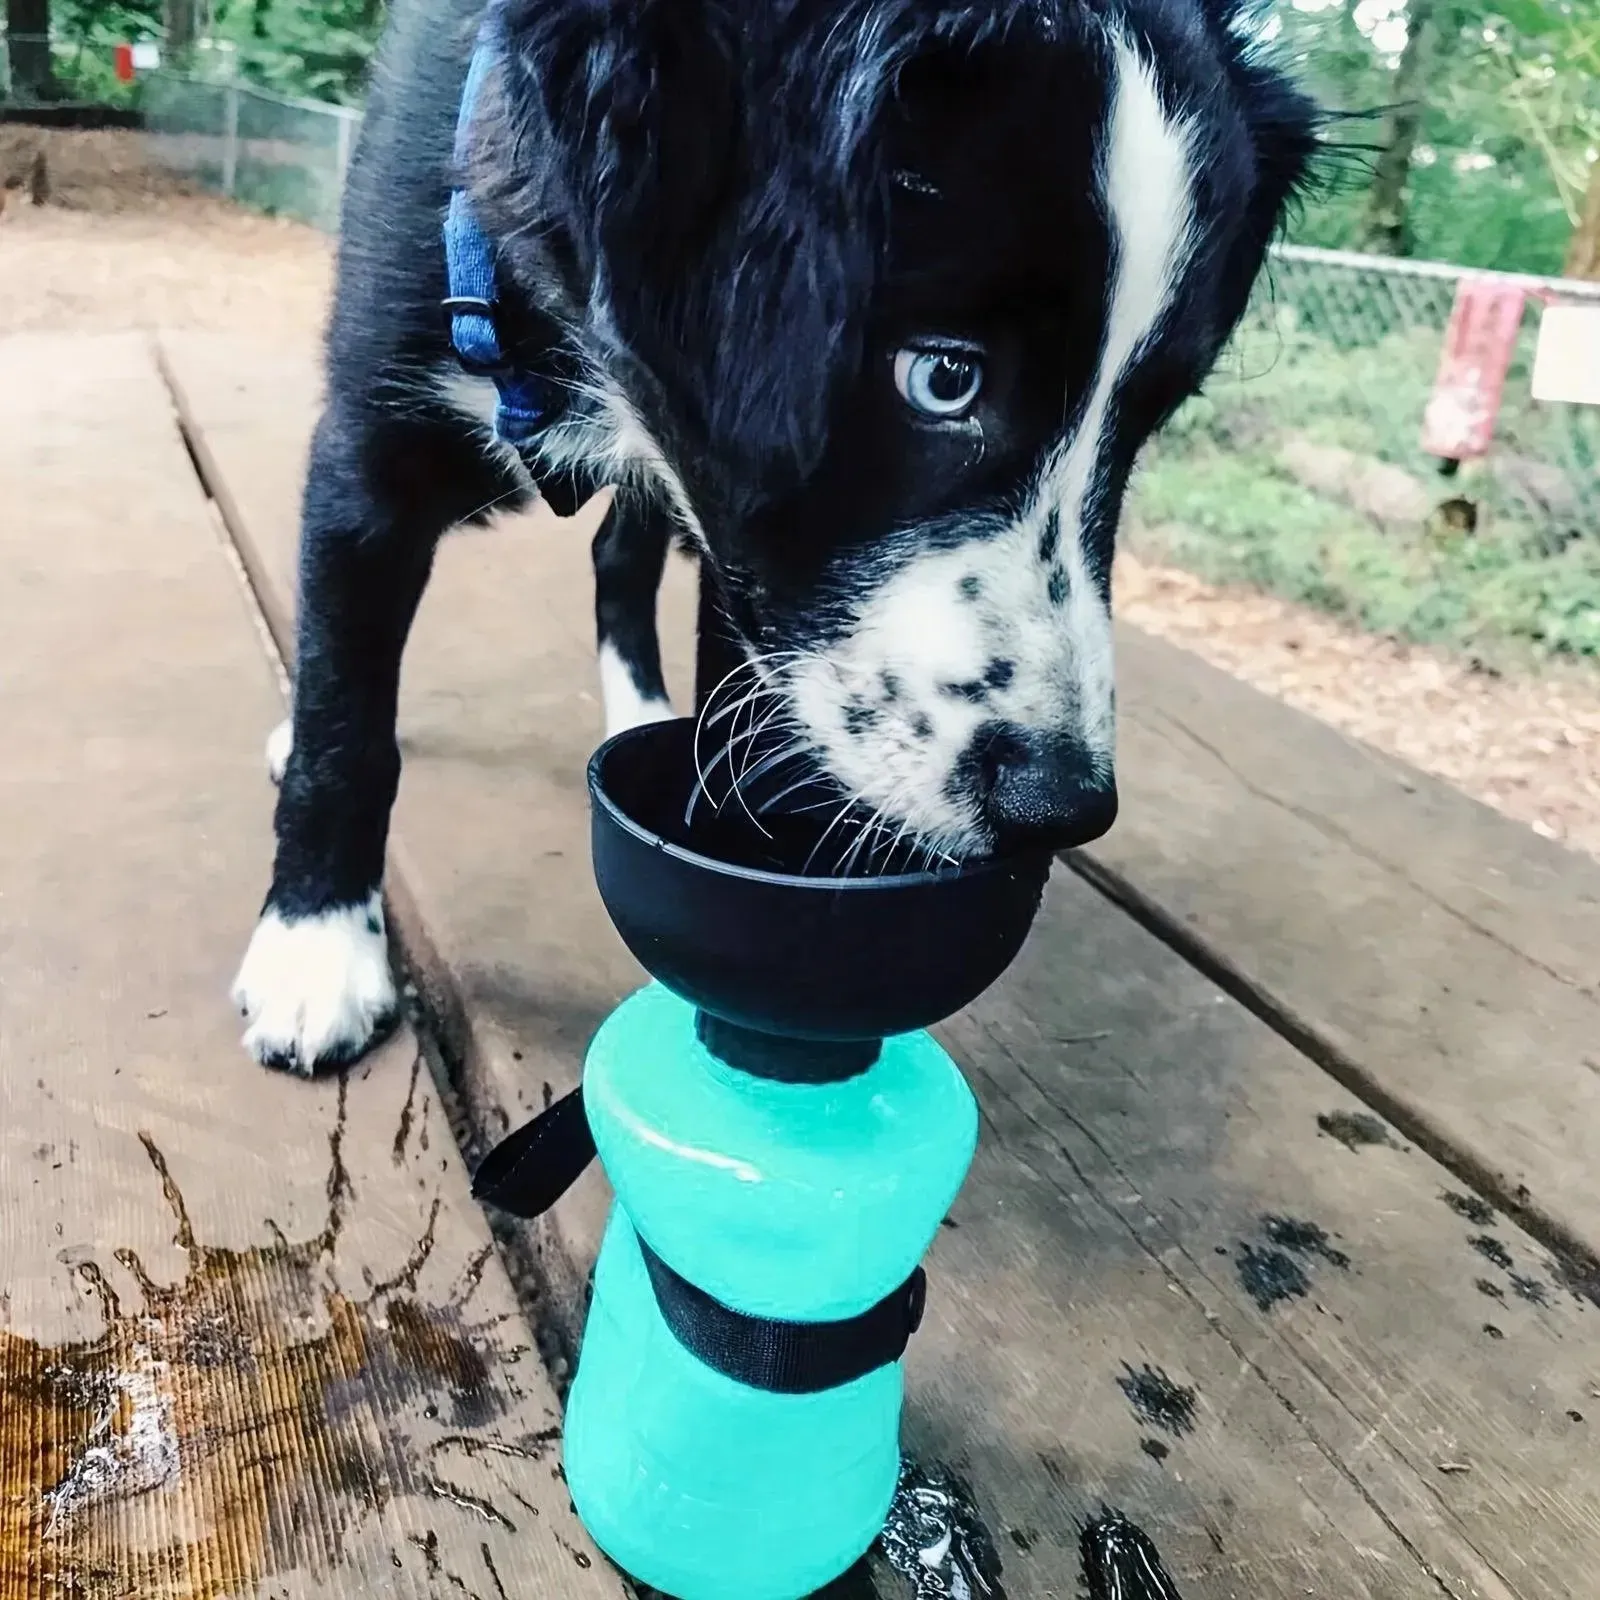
[894,348,984,419]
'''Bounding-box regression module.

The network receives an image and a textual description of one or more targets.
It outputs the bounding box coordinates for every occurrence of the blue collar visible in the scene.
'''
[442,19,545,446]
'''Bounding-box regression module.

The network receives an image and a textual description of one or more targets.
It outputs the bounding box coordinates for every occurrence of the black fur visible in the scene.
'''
[237,0,1320,1073]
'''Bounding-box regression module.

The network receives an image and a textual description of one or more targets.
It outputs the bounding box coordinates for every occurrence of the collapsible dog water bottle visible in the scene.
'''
[475,719,1052,1599]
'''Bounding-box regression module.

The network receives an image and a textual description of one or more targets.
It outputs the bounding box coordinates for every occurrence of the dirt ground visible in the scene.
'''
[1116,558,1600,856]
[5,128,1597,859]
[0,127,331,336]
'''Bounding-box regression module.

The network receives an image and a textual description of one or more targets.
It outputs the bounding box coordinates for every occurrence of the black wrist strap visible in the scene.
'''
[636,1232,926,1395]
[474,1089,930,1394]
[472,1087,597,1219]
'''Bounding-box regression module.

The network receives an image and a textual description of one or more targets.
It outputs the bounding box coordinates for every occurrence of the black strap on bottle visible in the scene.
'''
[635,1232,926,1395]
[473,1091,930,1393]
[471,1087,597,1219]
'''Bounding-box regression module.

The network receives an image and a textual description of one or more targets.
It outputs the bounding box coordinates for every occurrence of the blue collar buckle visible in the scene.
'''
[442,17,545,445]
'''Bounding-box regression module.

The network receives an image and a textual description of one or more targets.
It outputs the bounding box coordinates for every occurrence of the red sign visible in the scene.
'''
[1420,277,1526,460]
[114,42,135,82]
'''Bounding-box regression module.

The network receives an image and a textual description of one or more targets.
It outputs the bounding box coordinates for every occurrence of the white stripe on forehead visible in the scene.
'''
[1049,32,1197,533]
[1010,32,1196,779]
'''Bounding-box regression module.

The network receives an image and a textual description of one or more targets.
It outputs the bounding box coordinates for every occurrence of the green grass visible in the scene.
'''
[1127,311,1600,669]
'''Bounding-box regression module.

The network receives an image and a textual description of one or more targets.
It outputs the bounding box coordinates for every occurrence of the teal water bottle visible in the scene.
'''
[475,719,1052,1598]
[565,984,976,1598]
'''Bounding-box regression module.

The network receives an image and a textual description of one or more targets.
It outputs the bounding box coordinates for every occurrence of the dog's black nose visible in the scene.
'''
[975,724,1118,853]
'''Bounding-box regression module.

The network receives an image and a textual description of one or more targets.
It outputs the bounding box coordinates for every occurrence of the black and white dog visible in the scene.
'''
[233,0,1320,1074]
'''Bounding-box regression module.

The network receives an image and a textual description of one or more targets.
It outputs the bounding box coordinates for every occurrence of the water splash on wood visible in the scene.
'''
[1080,1514,1186,1600]
[0,1089,511,1599]
[878,1460,1006,1600]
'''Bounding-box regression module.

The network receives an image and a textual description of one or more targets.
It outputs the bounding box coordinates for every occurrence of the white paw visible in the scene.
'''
[265,718,293,786]
[599,642,674,740]
[231,893,398,1075]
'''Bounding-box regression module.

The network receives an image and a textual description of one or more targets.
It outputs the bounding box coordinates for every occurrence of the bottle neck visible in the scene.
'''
[694,1011,881,1084]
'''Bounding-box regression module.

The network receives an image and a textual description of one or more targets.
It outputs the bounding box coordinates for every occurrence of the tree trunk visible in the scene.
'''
[1565,158,1600,282]
[164,0,198,57]
[4,0,53,100]
[1361,0,1439,257]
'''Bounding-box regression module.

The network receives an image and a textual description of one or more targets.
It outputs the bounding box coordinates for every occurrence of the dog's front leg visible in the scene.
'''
[232,401,472,1074]
[593,495,676,739]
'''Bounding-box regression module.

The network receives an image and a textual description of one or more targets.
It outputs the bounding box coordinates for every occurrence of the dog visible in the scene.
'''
[232,0,1321,1074]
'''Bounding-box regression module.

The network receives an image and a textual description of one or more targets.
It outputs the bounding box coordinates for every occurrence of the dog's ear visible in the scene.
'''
[502,0,745,284]
[1199,0,1325,318]
[498,0,902,500]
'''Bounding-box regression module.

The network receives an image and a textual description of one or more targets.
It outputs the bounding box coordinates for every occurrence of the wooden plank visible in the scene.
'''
[159,333,1597,1599]
[0,333,618,1600]
[1080,631,1600,1265]
[944,872,1599,1600]
[156,334,698,1328]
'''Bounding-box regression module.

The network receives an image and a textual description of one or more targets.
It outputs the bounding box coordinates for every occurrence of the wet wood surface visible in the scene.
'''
[1081,630,1600,1267]
[943,873,1598,1600]
[0,333,618,1600]
[159,334,1600,1600]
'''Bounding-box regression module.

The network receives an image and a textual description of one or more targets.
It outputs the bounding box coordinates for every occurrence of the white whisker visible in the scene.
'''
[801,797,865,877]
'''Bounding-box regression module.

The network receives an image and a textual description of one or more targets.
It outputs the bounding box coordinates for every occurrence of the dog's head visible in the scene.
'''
[491,0,1320,865]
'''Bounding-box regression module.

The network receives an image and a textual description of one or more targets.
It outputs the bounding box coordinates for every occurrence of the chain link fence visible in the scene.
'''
[141,71,356,233]
[1162,244,1600,542]
[1132,243,1600,655]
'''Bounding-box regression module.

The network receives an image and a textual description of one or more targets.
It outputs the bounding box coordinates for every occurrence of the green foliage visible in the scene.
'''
[1096,0,1600,662]
[1280,0,1600,274]
[204,0,380,105]
[1128,312,1600,665]
[1133,450,1600,660]
[42,0,159,104]
[44,0,380,105]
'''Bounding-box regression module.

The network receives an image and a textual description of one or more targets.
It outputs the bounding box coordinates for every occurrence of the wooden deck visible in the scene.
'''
[2,329,1596,1600]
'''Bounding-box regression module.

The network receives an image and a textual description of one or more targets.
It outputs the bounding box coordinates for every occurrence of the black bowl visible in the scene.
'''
[588,720,1051,1041]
